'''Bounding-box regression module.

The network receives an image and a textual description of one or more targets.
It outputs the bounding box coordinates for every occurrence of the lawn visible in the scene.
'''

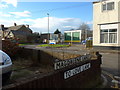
[19,43,34,46]
[37,44,70,48]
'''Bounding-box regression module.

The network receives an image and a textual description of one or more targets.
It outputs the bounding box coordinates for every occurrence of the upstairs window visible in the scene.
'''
[103,4,107,11]
[102,2,114,11]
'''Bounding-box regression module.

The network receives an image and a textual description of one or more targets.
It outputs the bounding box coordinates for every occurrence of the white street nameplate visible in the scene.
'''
[54,54,91,70]
[64,63,91,79]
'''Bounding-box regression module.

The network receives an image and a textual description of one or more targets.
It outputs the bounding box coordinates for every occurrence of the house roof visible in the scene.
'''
[11,30,31,36]
[93,0,109,4]
[7,25,23,31]
[5,25,32,32]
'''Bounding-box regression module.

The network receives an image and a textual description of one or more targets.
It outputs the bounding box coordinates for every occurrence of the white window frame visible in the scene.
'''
[102,2,115,11]
[100,24,118,44]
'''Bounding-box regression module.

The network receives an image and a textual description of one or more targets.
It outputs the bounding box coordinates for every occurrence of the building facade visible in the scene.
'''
[64,30,92,43]
[0,24,32,43]
[93,0,120,49]
[40,33,63,43]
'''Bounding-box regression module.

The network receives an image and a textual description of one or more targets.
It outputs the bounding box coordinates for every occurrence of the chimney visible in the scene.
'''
[26,24,29,28]
[14,23,17,26]
[0,24,4,31]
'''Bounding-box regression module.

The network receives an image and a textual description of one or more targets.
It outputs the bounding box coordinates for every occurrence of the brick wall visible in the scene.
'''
[3,49,102,89]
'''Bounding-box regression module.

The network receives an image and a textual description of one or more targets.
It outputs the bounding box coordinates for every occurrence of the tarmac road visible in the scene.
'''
[100,53,120,89]
[101,53,119,76]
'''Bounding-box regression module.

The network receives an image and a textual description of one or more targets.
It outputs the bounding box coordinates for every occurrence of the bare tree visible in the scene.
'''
[77,23,90,30]
[77,23,90,40]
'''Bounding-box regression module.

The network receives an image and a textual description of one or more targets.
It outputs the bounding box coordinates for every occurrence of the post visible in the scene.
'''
[71,32,72,45]
[47,13,49,44]
[86,30,87,39]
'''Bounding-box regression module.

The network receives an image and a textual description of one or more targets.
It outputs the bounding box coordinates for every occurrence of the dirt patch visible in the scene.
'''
[10,51,80,83]
[45,51,81,60]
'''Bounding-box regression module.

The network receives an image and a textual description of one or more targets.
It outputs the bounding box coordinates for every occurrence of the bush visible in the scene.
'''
[2,39,20,58]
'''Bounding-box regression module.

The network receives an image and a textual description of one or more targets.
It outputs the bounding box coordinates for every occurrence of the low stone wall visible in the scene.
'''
[3,48,102,89]
[16,47,81,66]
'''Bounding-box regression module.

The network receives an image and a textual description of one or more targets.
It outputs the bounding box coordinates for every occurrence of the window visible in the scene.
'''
[72,32,80,40]
[102,2,114,11]
[109,29,117,43]
[107,2,114,10]
[65,32,71,40]
[100,29,117,43]
[102,4,107,11]
[100,29,108,43]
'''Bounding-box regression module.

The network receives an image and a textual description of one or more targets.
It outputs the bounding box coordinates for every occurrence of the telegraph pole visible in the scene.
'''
[47,13,49,44]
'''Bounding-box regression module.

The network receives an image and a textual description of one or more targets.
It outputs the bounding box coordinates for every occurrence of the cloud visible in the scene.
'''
[17,0,97,2]
[0,12,11,17]
[1,0,17,7]
[9,11,31,18]
[0,11,31,18]
[0,17,92,33]
[86,21,93,25]
[22,17,82,33]
[0,3,8,8]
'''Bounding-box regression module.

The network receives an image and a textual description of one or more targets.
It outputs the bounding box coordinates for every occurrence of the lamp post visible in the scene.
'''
[47,13,49,44]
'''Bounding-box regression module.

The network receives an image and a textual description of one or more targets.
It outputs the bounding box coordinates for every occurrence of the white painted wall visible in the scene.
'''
[93,0,120,46]
[64,30,82,40]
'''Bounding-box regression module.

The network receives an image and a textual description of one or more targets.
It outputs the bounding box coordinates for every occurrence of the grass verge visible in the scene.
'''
[37,44,70,48]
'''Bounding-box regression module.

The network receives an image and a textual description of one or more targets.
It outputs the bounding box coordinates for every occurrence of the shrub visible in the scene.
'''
[2,39,20,58]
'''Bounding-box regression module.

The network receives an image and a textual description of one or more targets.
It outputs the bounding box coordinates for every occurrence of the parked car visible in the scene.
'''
[49,40,56,44]
[87,37,93,41]
[81,37,93,45]
[0,50,12,85]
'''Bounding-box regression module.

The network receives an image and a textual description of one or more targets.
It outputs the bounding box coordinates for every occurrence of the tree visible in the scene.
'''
[77,23,90,30]
[27,32,41,43]
[70,29,74,30]
[54,29,61,34]
[77,23,90,40]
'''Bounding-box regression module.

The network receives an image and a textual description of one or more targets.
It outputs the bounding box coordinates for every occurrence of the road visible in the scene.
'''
[100,53,120,89]
[101,53,119,76]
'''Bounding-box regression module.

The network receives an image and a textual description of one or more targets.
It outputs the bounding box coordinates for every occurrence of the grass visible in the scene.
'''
[19,43,34,46]
[37,44,70,48]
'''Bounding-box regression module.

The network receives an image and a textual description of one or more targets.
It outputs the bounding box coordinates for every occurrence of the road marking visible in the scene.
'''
[102,70,114,80]
[100,53,110,55]
[101,74,108,87]
[112,80,120,84]
[102,70,119,89]
[114,76,120,80]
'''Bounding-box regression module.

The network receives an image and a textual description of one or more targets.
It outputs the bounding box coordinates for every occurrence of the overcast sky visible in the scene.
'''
[0,0,94,33]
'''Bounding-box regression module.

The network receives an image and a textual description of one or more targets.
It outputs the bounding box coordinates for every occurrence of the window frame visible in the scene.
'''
[102,2,115,11]
[100,28,117,44]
